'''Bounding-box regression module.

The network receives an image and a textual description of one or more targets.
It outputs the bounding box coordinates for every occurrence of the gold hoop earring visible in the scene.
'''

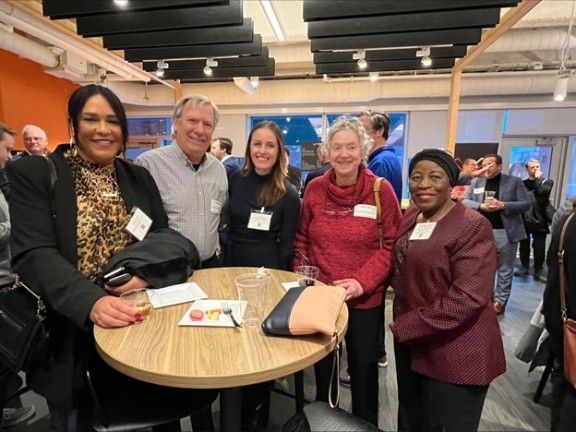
[69,137,78,156]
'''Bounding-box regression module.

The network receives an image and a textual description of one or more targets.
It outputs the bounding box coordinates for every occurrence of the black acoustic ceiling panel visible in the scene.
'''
[124,35,263,62]
[41,0,272,82]
[42,0,227,19]
[303,0,520,76]
[103,19,254,50]
[39,0,523,82]
[75,0,243,37]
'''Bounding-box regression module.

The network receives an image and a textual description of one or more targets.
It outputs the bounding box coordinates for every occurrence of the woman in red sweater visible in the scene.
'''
[294,116,402,426]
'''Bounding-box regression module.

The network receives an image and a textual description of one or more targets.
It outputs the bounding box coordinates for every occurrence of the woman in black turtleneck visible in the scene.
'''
[225,121,300,271]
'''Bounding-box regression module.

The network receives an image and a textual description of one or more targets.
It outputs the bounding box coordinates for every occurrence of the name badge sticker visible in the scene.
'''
[353,204,377,219]
[126,207,153,241]
[409,222,437,241]
[248,207,273,231]
[473,187,485,195]
[211,199,223,214]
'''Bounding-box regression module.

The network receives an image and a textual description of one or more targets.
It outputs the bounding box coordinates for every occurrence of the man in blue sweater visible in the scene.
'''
[359,110,403,203]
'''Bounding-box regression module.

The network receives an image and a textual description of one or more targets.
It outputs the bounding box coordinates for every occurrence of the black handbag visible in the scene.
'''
[0,276,51,373]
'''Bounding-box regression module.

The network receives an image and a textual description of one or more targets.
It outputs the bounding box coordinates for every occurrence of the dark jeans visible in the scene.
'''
[519,228,547,273]
[395,341,488,432]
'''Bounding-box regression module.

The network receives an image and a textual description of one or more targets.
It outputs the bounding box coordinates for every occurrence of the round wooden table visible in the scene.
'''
[94,267,348,431]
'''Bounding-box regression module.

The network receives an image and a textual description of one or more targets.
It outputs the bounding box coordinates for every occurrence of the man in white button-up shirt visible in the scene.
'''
[135,95,228,267]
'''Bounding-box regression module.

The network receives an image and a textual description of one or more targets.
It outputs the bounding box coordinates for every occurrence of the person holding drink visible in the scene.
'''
[7,85,215,431]
[463,153,531,314]
[294,116,402,426]
[390,149,505,432]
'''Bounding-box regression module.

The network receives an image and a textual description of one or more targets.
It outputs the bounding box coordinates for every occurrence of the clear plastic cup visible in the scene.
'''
[120,289,153,322]
[234,273,269,329]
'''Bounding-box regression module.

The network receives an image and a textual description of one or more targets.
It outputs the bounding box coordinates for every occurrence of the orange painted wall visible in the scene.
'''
[0,49,79,151]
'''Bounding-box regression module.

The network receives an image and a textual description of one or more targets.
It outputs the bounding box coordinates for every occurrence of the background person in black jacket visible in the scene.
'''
[543,199,576,432]
[515,159,554,282]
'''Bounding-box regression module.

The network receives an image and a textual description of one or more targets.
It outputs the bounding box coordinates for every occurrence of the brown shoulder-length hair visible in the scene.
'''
[242,121,288,207]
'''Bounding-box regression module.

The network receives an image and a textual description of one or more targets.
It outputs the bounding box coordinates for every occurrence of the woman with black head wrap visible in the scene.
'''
[389,149,505,432]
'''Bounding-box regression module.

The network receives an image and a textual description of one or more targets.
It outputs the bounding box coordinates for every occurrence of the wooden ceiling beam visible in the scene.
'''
[445,0,542,151]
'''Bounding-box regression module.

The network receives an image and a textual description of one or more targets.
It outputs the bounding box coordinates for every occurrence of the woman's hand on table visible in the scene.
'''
[104,275,148,295]
[333,278,364,301]
[90,296,141,328]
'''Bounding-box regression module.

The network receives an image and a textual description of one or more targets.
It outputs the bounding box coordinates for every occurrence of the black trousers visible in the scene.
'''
[551,363,576,432]
[314,306,380,426]
[519,228,547,273]
[395,342,488,432]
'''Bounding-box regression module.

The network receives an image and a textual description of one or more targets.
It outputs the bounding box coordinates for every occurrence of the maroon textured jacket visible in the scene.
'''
[294,167,401,309]
[391,203,506,385]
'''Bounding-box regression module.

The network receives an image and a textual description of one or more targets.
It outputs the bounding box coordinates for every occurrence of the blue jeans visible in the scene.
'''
[492,229,518,306]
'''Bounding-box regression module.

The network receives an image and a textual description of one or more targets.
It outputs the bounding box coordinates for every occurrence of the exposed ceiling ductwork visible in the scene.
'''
[0,0,173,88]
[109,72,568,109]
[0,23,58,68]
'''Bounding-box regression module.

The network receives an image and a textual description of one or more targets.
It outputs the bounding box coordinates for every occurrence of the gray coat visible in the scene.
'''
[463,174,531,243]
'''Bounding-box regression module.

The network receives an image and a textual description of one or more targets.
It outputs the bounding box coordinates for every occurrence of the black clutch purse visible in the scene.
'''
[0,277,52,373]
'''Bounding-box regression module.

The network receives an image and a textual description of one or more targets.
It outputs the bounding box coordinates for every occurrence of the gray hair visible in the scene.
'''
[525,158,540,167]
[21,124,47,139]
[325,116,373,165]
[173,95,220,127]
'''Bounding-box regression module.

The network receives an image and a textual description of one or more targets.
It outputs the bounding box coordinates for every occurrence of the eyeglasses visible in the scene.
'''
[323,202,353,216]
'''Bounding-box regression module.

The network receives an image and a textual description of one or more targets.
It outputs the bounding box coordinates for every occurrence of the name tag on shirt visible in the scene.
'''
[248,208,273,231]
[211,199,222,214]
[409,222,437,240]
[353,204,377,219]
[473,187,485,195]
[126,207,152,241]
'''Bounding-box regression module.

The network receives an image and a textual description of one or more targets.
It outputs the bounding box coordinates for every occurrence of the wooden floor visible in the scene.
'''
[14,273,552,431]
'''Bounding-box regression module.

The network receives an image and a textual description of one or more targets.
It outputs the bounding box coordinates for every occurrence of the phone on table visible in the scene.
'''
[103,267,132,287]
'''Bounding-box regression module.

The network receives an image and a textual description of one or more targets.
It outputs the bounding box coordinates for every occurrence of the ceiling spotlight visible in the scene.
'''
[553,69,573,102]
[369,72,379,82]
[155,60,168,77]
[113,0,129,6]
[353,50,367,70]
[416,47,432,67]
[204,58,218,76]
[421,56,432,67]
[250,76,259,88]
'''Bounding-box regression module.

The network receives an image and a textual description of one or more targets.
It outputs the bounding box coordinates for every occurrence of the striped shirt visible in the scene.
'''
[135,143,228,261]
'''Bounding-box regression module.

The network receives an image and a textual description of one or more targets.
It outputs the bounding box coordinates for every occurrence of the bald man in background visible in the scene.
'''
[20,125,49,157]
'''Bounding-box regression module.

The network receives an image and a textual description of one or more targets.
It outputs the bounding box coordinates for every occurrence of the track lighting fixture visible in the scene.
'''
[203,58,218,76]
[416,47,432,67]
[155,60,169,78]
[353,50,367,70]
[553,69,572,102]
